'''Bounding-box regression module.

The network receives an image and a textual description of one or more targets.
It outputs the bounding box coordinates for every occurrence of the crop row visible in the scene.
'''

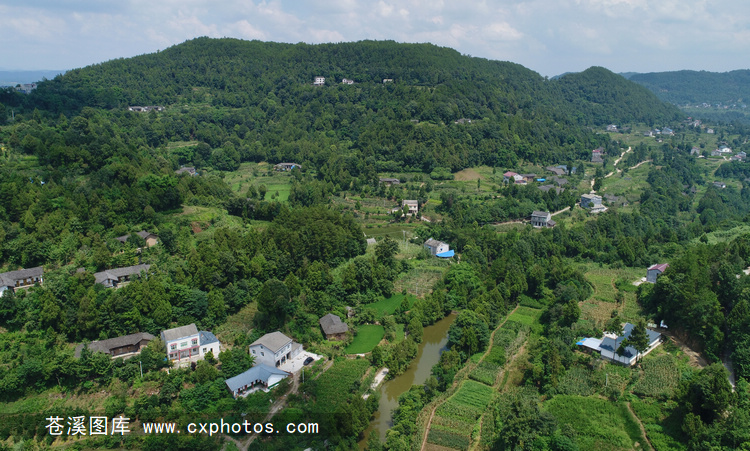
[632,354,680,398]
[427,429,470,450]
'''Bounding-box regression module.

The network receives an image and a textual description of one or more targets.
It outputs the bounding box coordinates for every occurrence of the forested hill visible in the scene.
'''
[2,38,683,172]
[552,66,682,126]
[629,69,750,105]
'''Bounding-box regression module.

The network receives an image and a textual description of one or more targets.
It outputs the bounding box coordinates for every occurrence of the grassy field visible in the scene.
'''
[363,293,416,316]
[223,162,294,201]
[545,395,649,451]
[507,306,542,326]
[579,263,646,326]
[691,223,750,245]
[345,325,385,354]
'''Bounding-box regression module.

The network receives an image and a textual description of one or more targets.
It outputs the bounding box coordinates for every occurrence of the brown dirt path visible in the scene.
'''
[626,401,655,451]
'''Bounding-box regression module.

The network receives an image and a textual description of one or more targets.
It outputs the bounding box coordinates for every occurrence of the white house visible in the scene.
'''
[530,211,555,228]
[225,364,290,398]
[578,323,662,366]
[0,266,44,295]
[313,76,325,86]
[424,238,449,256]
[581,193,603,209]
[402,200,418,215]
[249,331,302,368]
[161,324,220,363]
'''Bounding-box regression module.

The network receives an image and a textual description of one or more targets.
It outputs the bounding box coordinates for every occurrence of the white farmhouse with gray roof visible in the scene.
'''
[424,238,449,256]
[249,331,302,368]
[0,266,44,295]
[161,323,221,363]
[225,364,290,398]
[94,264,151,288]
[578,323,662,366]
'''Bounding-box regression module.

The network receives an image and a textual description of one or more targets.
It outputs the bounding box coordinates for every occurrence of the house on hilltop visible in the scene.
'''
[402,200,418,215]
[249,331,302,368]
[424,238,450,257]
[319,313,349,340]
[75,332,154,358]
[274,162,301,171]
[580,193,602,208]
[225,364,290,398]
[530,211,555,228]
[161,324,220,364]
[175,166,197,176]
[0,266,44,295]
[578,323,662,366]
[591,147,604,163]
[116,230,158,247]
[94,264,151,288]
[646,263,669,283]
[379,177,400,186]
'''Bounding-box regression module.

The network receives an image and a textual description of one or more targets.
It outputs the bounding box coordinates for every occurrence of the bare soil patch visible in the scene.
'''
[453,168,482,181]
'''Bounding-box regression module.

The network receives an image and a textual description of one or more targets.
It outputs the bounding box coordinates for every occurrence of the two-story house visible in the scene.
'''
[249,331,302,368]
[162,323,221,363]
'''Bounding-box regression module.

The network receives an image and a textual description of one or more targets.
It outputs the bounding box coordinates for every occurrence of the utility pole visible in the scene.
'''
[139,361,143,379]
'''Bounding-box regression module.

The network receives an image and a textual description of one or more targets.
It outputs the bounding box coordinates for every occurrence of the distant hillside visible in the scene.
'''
[629,70,750,105]
[3,38,684,172]
[553,67,682,126]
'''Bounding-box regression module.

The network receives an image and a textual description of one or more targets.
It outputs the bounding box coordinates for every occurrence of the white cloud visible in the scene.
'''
[1,0,749,75]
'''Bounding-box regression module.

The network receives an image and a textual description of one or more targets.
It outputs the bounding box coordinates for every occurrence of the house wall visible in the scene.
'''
[250,341,292,367]
[201,341,220,358]
[166,333,200,361]
[646,269,661,283]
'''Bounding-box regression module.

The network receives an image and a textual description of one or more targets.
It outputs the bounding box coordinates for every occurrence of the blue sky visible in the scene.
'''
[2,0,749,76]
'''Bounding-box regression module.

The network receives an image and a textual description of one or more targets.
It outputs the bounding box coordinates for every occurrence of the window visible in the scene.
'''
[191,338,198,346]
[170,344,176,350]
[203,348,207,353]
[180,341,187,348]
[261,352,264,356]
[252,349,256,354]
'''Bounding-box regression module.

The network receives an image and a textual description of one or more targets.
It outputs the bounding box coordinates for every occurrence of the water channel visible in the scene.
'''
[358,313,456,448]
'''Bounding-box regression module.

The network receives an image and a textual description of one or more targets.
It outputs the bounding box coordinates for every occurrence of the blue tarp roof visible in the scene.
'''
[436,250,455,258]
[537,178,546,182]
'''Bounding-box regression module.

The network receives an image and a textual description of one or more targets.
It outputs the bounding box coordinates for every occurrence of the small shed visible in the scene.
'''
[319,313,349,340]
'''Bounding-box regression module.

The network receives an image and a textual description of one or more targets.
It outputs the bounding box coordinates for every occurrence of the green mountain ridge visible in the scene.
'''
[629,69,750,105]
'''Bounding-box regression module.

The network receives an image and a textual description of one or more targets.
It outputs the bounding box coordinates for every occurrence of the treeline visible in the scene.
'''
[1,38,684,177]
[629,69,750,105]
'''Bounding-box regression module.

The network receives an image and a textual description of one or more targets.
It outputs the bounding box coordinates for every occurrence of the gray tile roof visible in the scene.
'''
[116,230,157,243]
[424,238,447,248]
[319,313,349,335]
[199,330,219,346]
[0,266,43,286]
[161,323,199,343]
[225,364,289,392]
[250,331,293,353]
[94,264,151,285]
[75,332,154,358]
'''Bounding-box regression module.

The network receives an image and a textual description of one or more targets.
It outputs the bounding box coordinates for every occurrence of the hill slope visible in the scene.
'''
[552,67,682,126]
[629,70,750,105]
[4,38,683,172]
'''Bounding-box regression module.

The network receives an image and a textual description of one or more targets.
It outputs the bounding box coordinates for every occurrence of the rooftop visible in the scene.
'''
[161,323,199,343]
[250,331,293,353]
